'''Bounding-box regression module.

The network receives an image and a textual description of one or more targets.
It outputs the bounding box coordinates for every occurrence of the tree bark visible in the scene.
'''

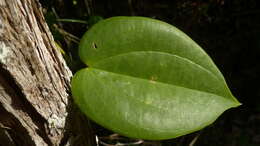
[0,0,96,145]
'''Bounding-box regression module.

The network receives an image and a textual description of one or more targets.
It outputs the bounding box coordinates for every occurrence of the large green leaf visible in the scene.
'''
[72,16,241,140]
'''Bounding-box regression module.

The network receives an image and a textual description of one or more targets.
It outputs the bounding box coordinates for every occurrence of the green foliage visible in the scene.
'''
[71,16,240,140]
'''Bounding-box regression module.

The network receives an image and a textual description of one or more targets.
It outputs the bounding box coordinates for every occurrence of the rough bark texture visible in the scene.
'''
[0,0,96,145]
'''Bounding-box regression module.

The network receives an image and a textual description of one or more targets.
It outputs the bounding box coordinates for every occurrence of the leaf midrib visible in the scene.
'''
[88,67,232,102]
[87,51,229,98]
[87,68,235,114]
[90,50,220,80]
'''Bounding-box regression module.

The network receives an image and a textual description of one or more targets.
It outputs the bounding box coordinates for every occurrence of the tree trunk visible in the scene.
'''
[0,0,96,145]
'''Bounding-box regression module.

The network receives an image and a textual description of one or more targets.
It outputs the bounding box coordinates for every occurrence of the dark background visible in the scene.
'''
[41,0,260,145]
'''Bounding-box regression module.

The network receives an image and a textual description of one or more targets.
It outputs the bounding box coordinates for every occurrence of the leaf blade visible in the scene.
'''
[73,16,241,140]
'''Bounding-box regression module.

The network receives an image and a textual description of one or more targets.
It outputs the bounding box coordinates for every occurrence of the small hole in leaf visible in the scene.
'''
[92,42,98,49]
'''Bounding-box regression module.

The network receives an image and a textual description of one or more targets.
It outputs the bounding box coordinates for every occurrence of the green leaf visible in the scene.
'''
[72,16,241,140]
